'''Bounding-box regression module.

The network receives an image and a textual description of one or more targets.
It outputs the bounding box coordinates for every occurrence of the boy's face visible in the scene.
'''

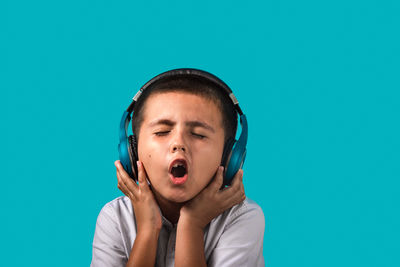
[137,91,225,203]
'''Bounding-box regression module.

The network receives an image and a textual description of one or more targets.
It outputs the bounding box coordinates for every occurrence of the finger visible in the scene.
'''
[230,169,243,189]
[222,187,246,210]
[211,166,224,191]
[115,160,138,188]
[229,189,246,207]
[220,169,244,199]
[116,169,136,200]
[114,160,133,179]
[227,170,246,204]
[117,170,139,197]
[137,161,151,193]
[240,178,245,197]
[240,182,246,201]
[115,161,138,196]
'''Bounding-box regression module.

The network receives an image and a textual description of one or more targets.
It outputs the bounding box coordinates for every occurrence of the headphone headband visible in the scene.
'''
[119,68,247,186]
[127,68,243,115]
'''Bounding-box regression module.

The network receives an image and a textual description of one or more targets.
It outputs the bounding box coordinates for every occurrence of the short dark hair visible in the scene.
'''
[132,76,238,143]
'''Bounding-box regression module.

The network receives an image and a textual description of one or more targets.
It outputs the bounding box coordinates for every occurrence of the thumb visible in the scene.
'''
[137,161,150,192]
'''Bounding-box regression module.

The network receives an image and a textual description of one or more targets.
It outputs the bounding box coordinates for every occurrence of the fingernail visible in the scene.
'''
[114,161,119,168]
[136,161,140,168]
[219,166,224,172]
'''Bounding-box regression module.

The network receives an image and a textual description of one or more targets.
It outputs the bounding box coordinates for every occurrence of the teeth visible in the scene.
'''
[173,163,184,168]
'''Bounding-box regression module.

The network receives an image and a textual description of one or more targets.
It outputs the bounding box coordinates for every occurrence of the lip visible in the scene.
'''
[169,173,188,185]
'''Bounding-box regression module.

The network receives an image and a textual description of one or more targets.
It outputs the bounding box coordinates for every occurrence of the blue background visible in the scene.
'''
[2,0,399,266]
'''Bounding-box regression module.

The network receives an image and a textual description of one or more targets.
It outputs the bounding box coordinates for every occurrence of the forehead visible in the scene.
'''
[141,91,223,127]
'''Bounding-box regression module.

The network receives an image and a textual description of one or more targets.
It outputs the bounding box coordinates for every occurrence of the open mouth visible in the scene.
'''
[169,159,188,184]
[171,164,186,177]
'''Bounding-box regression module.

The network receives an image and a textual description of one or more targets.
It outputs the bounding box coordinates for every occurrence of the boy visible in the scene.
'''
[91,69,265,266]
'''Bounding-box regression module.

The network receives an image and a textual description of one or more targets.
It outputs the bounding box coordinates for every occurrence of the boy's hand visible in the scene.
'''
[115,160,162,233]
[179,166,245,229]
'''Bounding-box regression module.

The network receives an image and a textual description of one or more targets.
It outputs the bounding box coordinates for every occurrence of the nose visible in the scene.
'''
[172,144,186,152]
[169,130,187,153]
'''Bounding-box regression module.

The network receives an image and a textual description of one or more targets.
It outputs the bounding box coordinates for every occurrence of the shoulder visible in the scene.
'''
[92,196,134,266]
[93,197,136,249]
[97,196,134,226]
[204,198,265,266]
[216,197,265,229]
[100,195,133,217]
[95,196,137,239]
[232,197,264,218]
[205,197,265,244]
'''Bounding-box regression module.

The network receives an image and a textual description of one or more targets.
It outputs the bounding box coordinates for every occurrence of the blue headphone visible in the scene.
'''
[118,68,248,187]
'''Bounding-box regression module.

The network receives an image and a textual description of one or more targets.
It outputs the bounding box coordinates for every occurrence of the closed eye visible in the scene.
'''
[154,131,205,139]
[154,131,170,136]
[192,133,206,139]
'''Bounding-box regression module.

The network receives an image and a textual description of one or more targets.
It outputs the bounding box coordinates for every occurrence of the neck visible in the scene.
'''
[152,188,186,225]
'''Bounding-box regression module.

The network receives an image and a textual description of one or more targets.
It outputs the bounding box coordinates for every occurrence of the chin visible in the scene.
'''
[162,189,194,204]
[165,193,192,203]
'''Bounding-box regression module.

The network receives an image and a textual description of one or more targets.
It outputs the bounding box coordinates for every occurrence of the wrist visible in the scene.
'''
[175,215,207,267]
[178,213,206,230]
[137,227,161,239]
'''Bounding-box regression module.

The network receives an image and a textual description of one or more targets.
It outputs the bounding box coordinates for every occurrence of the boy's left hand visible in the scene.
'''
[179,166,245,229]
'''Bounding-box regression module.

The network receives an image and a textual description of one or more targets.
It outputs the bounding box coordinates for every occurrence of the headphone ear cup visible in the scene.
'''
[225,140,247,187]
[221,138,235,186]
[221,138,235,168]
[128,135,139,181]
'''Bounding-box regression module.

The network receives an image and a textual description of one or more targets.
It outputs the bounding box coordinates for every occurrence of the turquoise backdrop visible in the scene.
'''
[2,0,399,266]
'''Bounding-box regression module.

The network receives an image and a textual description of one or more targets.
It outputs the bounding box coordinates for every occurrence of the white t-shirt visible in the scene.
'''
[90,196,265,267]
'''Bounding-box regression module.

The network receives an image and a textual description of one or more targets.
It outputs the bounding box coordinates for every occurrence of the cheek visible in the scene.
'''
[137,141,153,174]
[195,144,223,178]
[137,137,160,162]
[142,153,152,168]
[139,146,166,180]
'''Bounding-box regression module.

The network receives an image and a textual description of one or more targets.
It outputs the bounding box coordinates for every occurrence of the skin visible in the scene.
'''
[115,91,245,267]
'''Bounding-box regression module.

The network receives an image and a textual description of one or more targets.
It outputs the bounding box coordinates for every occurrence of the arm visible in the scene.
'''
[175,166,245,267]
[115,160,162,267]
[127,229,159,267]
[175,218,207,267]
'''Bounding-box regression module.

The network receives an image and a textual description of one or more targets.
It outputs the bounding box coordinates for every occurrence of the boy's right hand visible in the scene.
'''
[115,160,162,234]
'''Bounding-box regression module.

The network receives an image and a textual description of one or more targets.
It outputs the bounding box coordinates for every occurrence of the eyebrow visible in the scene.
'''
[148,119,215,133]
